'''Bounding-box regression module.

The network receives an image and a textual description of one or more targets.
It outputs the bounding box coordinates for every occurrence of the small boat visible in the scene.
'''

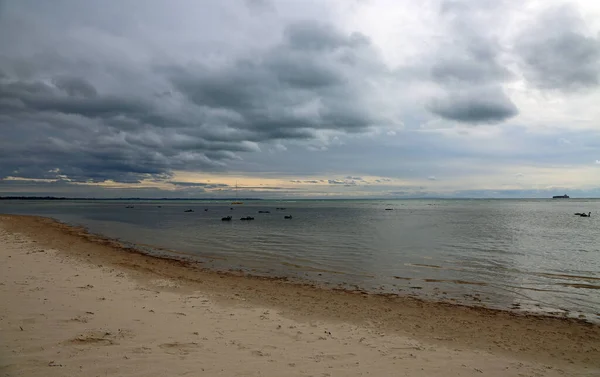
[184,209,194,213]
[221,216,232,221]
[579,212,591,217]
[240,216,255,221]
[553,194,569,199]
[284,215,292,219]
[258,210,270,213]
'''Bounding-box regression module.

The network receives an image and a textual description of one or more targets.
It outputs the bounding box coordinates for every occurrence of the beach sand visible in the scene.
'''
[1,215,599,376]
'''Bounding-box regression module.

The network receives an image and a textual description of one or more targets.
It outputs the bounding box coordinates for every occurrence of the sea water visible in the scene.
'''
[2,198,599,320]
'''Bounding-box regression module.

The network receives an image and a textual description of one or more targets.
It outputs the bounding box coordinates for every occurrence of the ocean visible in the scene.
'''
[2,198,599,320]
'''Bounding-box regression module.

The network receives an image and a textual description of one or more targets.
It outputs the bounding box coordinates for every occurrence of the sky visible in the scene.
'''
[0,0,599,198]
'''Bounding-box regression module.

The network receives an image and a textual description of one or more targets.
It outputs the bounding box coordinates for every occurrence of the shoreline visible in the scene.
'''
[3,214,595,324]
[1,214,600,375]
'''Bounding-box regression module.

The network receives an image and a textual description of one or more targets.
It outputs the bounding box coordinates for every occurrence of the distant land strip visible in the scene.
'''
[0,196,263,201]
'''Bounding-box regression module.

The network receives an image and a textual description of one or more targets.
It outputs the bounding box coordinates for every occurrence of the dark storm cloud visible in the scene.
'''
[0,14,387,183]
[283,21,370,51]
[0,77,179,183]
[168,20,384,138]
[428,87,518,124]
[0,79,146,117]
[53,76,98,98]
[425,0,518,124]
[515,4,600,91]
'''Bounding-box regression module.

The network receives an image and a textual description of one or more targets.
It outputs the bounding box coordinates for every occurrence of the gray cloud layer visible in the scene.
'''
[428,86,518,123]
[0,3,390,183]
[0,33,382,182]
[0,0,599,196]
[425,0,519,124]
[516,4,600,91]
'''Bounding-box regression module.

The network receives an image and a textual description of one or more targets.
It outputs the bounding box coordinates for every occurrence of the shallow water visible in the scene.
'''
[2,199,599,319]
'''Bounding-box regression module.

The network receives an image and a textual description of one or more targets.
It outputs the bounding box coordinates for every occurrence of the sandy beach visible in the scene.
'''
[1,215,599,377]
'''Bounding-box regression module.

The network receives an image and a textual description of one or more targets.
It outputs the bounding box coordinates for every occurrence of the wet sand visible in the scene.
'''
[1,214,599,376]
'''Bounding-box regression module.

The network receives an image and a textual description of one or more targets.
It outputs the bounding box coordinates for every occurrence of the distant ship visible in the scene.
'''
[552,194,570,199]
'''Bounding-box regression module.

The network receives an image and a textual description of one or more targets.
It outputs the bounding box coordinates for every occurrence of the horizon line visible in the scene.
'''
[1,196,599,201]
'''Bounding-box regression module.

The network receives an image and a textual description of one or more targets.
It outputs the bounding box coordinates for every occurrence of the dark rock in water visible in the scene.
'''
[204,209,208,211]
[221,216,232,221]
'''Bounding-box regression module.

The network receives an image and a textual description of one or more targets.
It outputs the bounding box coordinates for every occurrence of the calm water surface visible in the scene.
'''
[2,199,599,320]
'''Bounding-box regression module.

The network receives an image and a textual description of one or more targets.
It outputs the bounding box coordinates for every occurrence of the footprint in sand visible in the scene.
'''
[158,342,202,355]
[65,315,89,323]
[68,328,133,346]
[69,332,116,346]
[251,350,271,357]
[311,353,356,362]
[132,346,153,354]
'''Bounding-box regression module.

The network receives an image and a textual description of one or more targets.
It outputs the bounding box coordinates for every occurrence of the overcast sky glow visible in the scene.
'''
[1,0,599,198]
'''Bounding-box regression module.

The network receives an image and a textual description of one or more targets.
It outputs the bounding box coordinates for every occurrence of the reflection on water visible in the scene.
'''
[2,198,599,319]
